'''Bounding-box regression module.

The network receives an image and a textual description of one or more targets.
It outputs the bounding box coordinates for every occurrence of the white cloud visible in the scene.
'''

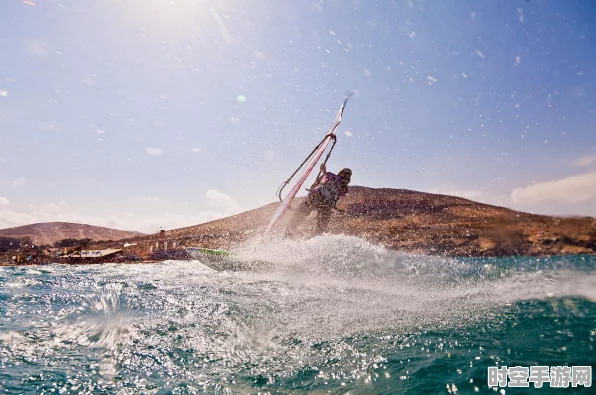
[0,210,37,230]
[191,147,202,152]
[0,197,9,207]
[134,196,163,203]
[11,177,27,187]
[205,189,242,215]
[511,171,596,205]
[474,49,485,59]
[0,91,7,97]
[0,208,234,234]
[0,191,243,233]
[146,147,163,156]
[344,130,353,137]
[573,155,596,167]
[34,203,61,214]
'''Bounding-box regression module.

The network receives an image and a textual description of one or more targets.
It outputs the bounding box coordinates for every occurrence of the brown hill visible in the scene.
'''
[0,222,144,246]
[110,186,596,258]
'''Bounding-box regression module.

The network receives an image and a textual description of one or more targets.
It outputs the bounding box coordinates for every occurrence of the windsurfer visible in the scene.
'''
[285,163,352,235]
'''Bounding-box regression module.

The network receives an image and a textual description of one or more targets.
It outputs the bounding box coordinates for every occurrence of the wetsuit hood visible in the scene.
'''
[338,168,352,183]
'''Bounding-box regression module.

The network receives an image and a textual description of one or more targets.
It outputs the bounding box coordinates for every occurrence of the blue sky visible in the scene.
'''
[1,0,596,232]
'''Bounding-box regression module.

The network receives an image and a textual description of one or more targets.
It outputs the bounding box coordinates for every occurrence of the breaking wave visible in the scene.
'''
[0,234,594,393]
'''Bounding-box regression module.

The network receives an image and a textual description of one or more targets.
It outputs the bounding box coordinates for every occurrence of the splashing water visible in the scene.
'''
[1,235,594,393]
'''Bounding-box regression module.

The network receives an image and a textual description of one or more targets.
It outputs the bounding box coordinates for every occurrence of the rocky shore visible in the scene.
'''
[3,186,594,265]
[96,186,596,259]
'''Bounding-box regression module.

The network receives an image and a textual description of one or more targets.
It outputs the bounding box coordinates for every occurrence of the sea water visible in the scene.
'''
[1,235,594,394]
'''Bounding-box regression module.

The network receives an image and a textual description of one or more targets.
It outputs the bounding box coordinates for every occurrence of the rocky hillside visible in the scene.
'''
[106,186,596,258]
[0,222,144,246]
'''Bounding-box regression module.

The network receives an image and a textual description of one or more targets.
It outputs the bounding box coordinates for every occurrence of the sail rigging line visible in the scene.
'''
[265,92,353,234]
[276,133,337,202]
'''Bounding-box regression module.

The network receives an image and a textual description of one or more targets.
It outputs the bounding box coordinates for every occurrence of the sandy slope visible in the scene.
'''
[105,186,596,257]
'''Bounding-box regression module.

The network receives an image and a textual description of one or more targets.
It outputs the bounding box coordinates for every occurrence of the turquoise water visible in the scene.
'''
[1,235,594,394]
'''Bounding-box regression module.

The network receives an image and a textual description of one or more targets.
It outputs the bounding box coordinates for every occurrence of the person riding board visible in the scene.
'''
[286,163,352,235]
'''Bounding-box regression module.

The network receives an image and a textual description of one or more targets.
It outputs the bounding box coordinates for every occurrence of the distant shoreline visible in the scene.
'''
[0,260,163,267]
[3,252,596,268]
[2,187,595,260]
